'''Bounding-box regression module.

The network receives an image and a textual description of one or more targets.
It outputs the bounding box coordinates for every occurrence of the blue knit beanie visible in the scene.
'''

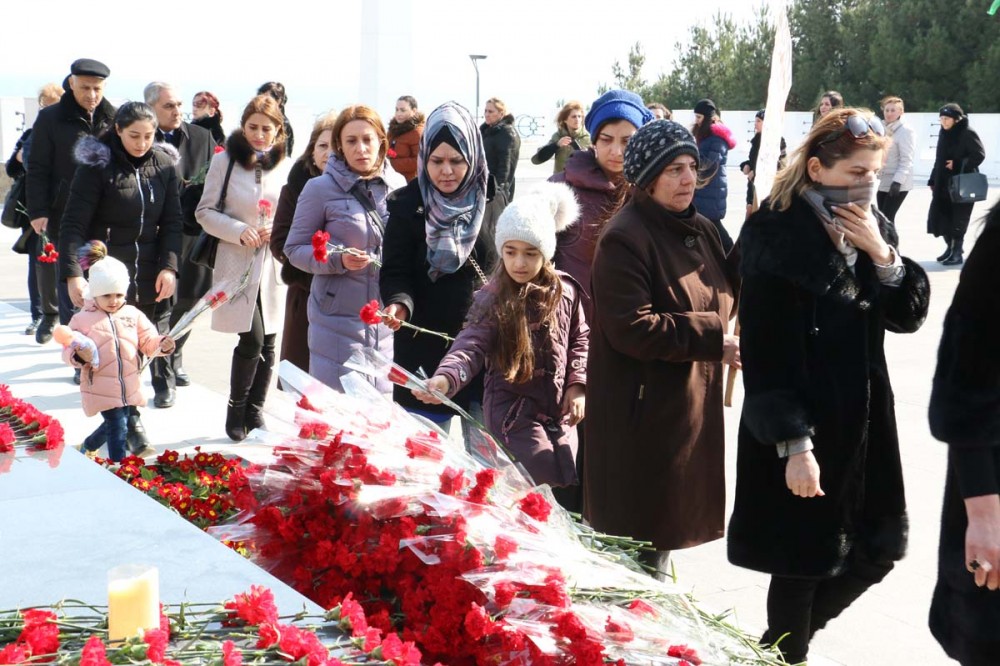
[585,90,654,142]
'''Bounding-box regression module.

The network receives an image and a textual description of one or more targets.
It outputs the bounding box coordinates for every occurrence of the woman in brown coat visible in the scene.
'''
[585,120,740,581]
[387,95,424,182]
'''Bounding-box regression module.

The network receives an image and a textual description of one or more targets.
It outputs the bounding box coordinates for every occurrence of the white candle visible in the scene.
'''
[107,564,160,642]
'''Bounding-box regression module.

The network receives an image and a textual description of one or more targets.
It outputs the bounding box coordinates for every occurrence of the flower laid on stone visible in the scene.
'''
[0,585,421,665]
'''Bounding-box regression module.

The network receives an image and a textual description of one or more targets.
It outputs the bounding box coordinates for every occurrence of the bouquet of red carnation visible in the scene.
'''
[37,233,58,263]
[310,230,382,268]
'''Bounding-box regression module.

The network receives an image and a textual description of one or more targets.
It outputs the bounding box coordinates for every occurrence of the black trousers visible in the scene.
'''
[763,548,894,663]
[137,300,175,394]
[876,189,909,223]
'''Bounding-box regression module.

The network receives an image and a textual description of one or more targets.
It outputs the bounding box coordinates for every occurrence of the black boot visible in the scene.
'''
[936,236,953,262]
[942,237,964,266]
[35,315,57,345]
[245,347,274,433]
[226,352,259,442]
[126,408,156,457]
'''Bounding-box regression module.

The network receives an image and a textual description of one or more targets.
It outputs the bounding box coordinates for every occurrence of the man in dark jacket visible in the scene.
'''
[26,59,115,344]
[144,81,216,404]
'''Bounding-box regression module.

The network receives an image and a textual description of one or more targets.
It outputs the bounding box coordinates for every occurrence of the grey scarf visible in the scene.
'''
[418,102,488,282]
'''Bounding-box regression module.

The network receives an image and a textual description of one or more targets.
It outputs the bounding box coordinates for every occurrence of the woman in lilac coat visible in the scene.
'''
[284,105,404,393]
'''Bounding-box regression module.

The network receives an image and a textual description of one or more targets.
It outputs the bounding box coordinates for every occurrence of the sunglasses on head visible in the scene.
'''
[815,115,886,150]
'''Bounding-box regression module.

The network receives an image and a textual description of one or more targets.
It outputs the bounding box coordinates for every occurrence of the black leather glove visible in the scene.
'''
[889,181,901,197]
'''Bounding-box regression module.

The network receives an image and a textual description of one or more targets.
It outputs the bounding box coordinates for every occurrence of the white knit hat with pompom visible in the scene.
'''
[493,182,580,261]
[85,255,131,299]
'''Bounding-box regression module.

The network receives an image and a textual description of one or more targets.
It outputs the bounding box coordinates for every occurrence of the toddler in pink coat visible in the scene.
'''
[64,244,174,461]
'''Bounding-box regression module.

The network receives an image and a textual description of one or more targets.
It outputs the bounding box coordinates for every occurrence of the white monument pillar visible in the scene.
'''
[360,0,415,120]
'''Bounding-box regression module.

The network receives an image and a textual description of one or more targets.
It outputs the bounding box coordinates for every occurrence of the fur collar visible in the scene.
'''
[706,122,737,149]
[481,114,516,135]
[740,196,897,308]
[56,91,115,127]
[225,130,287,170]
[74,134,180,170]
[388,112,425,139]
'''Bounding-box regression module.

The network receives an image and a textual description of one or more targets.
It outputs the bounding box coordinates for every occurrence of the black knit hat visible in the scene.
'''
[694,99,717,118]
[938,103,964,120]
[623,120,700,189]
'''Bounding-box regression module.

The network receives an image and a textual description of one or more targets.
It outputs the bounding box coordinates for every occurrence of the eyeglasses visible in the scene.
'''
[815,115,885,150]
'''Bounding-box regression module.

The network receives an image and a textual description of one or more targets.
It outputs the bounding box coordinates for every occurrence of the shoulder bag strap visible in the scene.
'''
[349,185,386,236]
[216,157,237,213]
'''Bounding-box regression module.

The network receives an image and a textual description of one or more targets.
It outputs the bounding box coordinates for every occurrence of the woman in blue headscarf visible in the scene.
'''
[379,102,491,426]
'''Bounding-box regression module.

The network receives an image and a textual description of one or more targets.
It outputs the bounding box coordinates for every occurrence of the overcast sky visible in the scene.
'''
[0,0,770,133]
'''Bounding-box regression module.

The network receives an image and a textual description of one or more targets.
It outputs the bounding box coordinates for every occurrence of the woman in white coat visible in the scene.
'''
[877,96,915,223]
[196,94,291,441]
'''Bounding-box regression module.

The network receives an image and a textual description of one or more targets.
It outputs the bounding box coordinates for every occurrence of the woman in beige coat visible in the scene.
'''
[196,94,290,441]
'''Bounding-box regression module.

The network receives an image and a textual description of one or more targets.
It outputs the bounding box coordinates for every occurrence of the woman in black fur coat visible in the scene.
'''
[727,109,930,664]
[928,200,1000,665]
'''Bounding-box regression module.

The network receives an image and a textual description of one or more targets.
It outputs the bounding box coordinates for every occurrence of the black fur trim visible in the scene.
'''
[740,197,905,310]
[388,112,425,140]
[882,257,930,334]
[226,130,287,170]
[74,135,110,168]
[742,390,816,444]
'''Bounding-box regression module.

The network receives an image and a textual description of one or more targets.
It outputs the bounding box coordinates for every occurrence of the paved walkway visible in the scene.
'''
[1,165,996,664]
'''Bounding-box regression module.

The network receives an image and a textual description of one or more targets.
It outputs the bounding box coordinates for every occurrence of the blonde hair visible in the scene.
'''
[38,83,62,107]
[486,97,508,117]
[556,100,584,128]
[769,107,889,212]
[331,105,388,178]
[880,96,904,112]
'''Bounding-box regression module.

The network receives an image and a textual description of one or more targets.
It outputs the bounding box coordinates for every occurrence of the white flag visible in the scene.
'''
[754,2,793,206]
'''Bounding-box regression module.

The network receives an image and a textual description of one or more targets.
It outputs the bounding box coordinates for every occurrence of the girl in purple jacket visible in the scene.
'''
[413,183,588,491]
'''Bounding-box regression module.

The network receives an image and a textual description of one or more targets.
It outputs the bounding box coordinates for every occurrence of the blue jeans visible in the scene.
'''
[83,407,128,462]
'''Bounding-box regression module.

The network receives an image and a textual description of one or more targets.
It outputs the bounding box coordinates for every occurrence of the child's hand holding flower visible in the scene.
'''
[561,384,585,427]
[412,376,450,405]
[158,336,176,355]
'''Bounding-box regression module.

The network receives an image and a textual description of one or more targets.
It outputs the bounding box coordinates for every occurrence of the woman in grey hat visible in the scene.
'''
[927,103,986,266]
[586,119,740,582]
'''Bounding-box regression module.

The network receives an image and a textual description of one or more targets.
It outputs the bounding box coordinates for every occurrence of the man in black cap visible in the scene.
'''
[26,58,115,345]
[143,81,216,406]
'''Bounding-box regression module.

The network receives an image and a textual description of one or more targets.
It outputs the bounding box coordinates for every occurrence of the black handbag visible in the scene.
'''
[2,177,27,229]
[948,160,989,204]
[187,158,236,269]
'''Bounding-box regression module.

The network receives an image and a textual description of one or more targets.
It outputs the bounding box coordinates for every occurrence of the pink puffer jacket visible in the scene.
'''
[64,303,164,417]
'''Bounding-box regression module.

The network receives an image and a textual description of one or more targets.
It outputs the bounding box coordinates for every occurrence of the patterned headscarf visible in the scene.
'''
[418,102,488,282]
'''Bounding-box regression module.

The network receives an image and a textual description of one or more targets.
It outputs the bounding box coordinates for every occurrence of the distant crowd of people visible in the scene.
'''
[3,57,997,666]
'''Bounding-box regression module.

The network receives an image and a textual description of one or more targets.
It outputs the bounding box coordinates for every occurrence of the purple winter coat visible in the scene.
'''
[550,149,623,323]
[434,271,589,487]
[284,155,404,393]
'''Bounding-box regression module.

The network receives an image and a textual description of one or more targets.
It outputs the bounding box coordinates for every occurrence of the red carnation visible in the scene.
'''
[214,145,225,154]
[0,423,14,452]
[468,468,498,504]
[0,643,29,664]
[518,492,552,522]
[221,640,242,666]
[604,617,634,643]
[386,148,397,159]
[405,433,443,461]
[312,230,331,263]
[80,636,111,666]
[387,366,410,387]
[143,628,168,663]
[438,467,467,495]
[668,644,702,665]
[224,585,279,627]
[359,300,383,325]
[494,534,519,559]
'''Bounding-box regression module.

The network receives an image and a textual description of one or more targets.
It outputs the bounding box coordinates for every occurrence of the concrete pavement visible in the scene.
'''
[1,160,997,664]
